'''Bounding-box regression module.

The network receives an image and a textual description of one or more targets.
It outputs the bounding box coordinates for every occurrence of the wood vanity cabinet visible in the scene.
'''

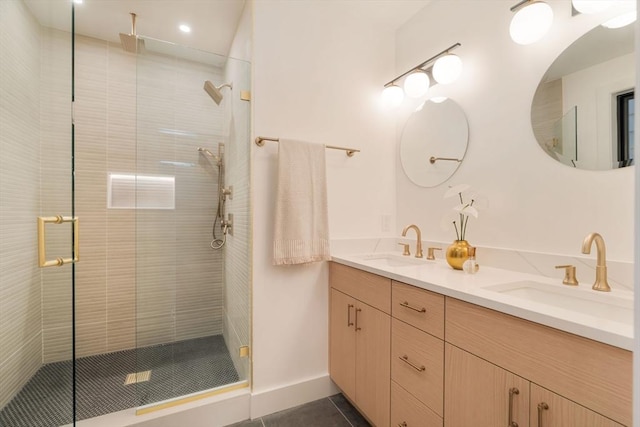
[329,263,391,427]
[445,345,625,427]
[445,297,632,427]
[328,263,632,427]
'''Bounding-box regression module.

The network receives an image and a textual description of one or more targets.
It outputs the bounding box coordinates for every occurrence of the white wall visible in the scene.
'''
[396,0,634,262]
[251,0,419,414]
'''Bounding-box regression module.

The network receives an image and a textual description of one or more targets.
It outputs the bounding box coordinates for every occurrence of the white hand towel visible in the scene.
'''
[273,139,330,265]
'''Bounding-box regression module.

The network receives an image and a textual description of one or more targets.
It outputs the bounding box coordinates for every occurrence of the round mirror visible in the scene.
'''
[531,24,634,170]
[400,98,469,187]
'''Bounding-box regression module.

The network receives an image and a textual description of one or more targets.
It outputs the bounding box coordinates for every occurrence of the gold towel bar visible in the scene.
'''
[255,136,360,157]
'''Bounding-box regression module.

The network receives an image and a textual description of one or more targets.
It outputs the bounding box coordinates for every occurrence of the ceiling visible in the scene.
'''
[24,0,430,59]
[25,0,247,57]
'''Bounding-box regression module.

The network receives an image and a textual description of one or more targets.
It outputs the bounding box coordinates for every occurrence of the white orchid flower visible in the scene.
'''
[444,183,470,199]
[454,204,479,218]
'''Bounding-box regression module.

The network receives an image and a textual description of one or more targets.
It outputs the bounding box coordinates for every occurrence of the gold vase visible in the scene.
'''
[446,240,471,270]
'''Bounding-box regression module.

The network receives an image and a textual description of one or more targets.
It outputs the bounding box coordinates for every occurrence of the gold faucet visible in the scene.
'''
[581,232,611,292]
[402,224,423,258]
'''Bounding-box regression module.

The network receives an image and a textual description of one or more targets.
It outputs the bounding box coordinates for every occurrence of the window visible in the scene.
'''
[616,90,634,168]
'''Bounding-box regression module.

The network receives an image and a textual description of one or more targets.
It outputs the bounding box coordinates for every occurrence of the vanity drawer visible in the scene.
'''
[329,262,391,313]
[391,381,442,427]
[391,317,444,416]
[392,281,444,338]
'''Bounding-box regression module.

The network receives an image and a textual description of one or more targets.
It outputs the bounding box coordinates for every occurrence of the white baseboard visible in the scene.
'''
[250,374,339,419]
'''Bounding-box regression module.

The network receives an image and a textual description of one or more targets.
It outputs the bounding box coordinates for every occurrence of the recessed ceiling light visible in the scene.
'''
[73,0,83,4]
[179,24,191,33]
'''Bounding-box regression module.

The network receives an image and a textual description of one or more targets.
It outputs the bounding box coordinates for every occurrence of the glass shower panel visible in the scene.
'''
[0,0,75,426]
[551,106,578,168]
[134,38,251,410]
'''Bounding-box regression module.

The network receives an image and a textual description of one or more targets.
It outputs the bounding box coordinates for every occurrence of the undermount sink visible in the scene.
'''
[483,281,633,325]
[354,253,426,267]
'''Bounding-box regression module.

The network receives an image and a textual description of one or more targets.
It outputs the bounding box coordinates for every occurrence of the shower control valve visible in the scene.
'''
[222,214,234,236]
[221,186,233,200]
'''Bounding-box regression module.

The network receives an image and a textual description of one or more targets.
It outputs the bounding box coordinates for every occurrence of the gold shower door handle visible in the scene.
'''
[37,216,79,267]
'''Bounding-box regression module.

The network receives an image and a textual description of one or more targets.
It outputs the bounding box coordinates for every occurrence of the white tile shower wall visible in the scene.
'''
[136,49,225,346]
[0,0,44,408]
[40,31,226,361]
[395,0,634,263]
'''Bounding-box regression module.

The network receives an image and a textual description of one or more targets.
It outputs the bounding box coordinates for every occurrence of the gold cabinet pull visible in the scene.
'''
[355,308,362,331]
[508,387,519,427]
[347,304,354,327]
[537,402,549,427]
[399,355,425,372]
[37,216,79,268]
[400,301,426,313]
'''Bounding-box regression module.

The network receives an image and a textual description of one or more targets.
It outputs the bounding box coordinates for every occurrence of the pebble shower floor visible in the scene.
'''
[0,335,239,427]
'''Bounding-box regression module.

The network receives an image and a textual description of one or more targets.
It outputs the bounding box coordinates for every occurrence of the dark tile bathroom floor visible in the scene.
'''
[0,335,239,427]
[227,394,371,427]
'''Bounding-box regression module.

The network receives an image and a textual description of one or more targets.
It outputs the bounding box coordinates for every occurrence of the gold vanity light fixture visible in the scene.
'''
[381,43,461,109]
[572,0,611,15]
[602,9,637,29]
[572,0,635,29]
[509,0,554,45]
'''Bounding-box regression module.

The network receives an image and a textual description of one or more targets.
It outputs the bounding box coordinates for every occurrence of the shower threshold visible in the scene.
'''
[0,335,240,427]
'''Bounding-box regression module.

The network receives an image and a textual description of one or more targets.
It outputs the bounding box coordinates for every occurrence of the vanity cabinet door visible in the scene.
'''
[329,286,391,427]
[355,300,391,427]
[329,289,357,401]
[445,344,530,427]
[530,384,625,427]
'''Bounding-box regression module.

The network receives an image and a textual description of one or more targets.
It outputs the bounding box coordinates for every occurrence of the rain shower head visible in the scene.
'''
[119,12,145,53]
[203,80,233,105]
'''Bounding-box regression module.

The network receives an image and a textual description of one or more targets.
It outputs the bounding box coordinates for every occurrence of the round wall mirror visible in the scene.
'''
[400,98,469,187]
[531,24,634,170]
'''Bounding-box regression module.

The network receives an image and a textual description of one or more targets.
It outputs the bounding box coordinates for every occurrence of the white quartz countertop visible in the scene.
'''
[331,252,634,351]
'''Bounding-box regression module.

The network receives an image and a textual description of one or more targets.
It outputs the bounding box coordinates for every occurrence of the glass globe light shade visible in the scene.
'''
[432,54,462,85]
[381,85,404,108]
[602,10,636,28]
[430,96,448,103]
[509,1,554,45]
[403,70,430,98]
[572,0,611,14]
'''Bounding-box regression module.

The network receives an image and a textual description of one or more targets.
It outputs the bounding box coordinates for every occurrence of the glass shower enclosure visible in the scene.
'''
[0,2,251,425]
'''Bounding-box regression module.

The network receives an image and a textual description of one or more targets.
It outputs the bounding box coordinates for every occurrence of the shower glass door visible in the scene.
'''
[0,0,76,426]
[132,37,252,411]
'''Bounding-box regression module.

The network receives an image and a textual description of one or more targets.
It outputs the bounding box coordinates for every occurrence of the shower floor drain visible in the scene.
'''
[124,370,152,385]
